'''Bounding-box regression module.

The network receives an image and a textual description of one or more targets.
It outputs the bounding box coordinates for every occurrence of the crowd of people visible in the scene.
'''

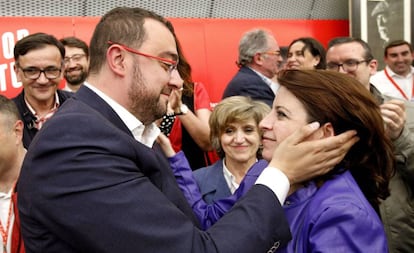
[0,5,413,253]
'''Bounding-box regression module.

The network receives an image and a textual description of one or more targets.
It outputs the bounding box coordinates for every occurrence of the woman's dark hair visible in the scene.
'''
[277,69,395,210]
[165,20,194,96]
[288,37,326,69]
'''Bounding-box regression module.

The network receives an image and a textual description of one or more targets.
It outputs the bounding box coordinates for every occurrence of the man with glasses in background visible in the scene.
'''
[60,36,89,92]
[222,28,282,107]
[12,32,72,148]
[326,37,414,253]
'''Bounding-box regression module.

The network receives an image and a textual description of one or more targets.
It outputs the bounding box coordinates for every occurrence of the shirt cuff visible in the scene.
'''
[255,167,290,204]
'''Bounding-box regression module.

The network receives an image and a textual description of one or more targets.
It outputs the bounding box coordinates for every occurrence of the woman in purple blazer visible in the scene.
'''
[161,69,393,252]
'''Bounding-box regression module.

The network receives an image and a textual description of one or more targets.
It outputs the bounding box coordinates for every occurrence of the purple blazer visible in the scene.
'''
[280,170,388,253]
[169,152,388,252]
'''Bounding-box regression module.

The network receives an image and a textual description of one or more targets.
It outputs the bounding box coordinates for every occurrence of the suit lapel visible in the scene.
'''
[74,86,132,136]
[202,162,232,201]
[75,86,200,227]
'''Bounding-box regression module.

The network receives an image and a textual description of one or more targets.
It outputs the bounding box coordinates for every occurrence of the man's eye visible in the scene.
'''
[159,62,172,71]
[25,69,38,74]
[345,60,357,66]
[327,63,338,69]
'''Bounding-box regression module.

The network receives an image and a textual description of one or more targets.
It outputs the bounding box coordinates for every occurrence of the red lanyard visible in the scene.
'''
[384,68,413,100]
[0,184,15,253]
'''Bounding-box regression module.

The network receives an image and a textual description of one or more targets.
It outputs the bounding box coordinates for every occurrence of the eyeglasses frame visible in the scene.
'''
[64,54,86,65]
[327,59,370,72]
[259,50,282,57]
[107,41,178,73]
[16,64,62,80]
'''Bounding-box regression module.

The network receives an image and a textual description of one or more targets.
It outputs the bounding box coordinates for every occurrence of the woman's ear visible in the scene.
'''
[320,122,334,137]
[307,122,334,140]
[313,55,321,67]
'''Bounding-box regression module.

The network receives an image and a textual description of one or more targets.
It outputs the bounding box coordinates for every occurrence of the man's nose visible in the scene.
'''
[36,72,50,83]
[168,69,183,90]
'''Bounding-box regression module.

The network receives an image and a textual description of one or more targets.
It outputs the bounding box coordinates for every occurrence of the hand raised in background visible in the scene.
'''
[380,99,406,140]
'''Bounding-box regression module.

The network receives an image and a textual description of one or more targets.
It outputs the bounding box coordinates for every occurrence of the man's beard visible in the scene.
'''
[128,64,167,125]
[64,69,88,86]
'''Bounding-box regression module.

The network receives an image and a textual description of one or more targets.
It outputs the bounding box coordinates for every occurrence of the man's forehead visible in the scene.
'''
[18,47,62,63]
[388,45,410,53]
[65,47,85,54]
[327,43,363,59]
[141,19,177,55]
[21,44,61,55]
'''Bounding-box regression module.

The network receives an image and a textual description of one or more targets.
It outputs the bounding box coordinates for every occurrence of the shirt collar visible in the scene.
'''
[24,92,60,117]
[385,65,414,78]
[248,67,279,94]
[83,82,160,148]
[222,159,239,194]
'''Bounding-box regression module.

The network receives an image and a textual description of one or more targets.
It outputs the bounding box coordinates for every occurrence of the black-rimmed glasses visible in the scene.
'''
[326,59,369,72]
[64,54,86,65]
[107,41,178,73]
[17,65,61,80]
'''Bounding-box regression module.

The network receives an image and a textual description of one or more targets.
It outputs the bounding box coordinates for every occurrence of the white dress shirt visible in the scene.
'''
[84,82,160,148]
[371,66,414,100]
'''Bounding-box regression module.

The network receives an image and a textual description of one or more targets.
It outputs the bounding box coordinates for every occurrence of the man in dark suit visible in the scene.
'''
[17,7,358,253]
[12,33,73,148]
[222,29,282,107]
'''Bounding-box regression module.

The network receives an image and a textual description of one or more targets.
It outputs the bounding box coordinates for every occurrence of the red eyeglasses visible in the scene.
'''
[107,41,178,73]
[261,50,281,57]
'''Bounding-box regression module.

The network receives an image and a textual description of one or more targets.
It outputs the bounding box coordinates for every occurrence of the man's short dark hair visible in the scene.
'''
[384,40,413,56]
[88,7,167,75]
[327,37,374,62]
[14,32,65,63]
[60,36,89,57]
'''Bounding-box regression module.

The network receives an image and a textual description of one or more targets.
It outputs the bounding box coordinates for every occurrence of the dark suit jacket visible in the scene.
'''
[222,66,275,107]
[18,85,291,253]
[193,160,232,204]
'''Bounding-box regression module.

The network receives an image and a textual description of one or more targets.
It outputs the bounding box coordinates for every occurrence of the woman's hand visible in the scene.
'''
[156,132,176,157]
[268,122,359,184]
[169,88,183,113]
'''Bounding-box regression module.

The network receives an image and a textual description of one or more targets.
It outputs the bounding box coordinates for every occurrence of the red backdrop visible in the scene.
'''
[0,17,349,103]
